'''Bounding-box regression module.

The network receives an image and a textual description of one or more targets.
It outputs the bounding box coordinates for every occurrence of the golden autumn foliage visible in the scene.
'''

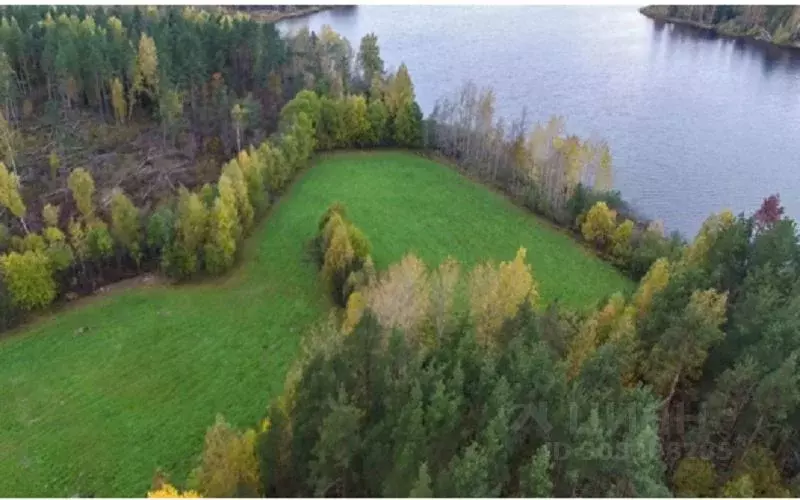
[204,176,238,275]
[384,63,415,116]
[317,202,373,306]
[633,257,671,320]
[42,226,64,245]
[258,141,289,193]
[366,253,430,340]
[595,292,631,342]
[0,160,24,219]
[147,483,201,498]
[42,203,59,228]
[132,33,159,101]
[0,250,56,310]
[238,148,267,212]
[566,292,634,379]
[581,201,617,249]
[67,168,96,221]
[221,160,253,236]
[343,94,370,147]
[321,213,355,291]
[343,290,366,334]
[469,247,538,348]
[110,77,126,125]
[172,188,208,276]
[610,219,634,261]
[566,291,640,382]
[68,217,89,261]
[682,210,736,267]
[189,415,260,498]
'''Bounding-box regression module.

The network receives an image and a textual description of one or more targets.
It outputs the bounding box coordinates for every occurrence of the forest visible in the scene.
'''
[640,5,800,47]
[0,5,797,499]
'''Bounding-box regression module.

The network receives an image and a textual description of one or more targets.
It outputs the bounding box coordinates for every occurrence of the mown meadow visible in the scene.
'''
[0,151,629,497]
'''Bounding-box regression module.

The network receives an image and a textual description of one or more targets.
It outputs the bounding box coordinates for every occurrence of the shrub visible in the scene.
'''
[43,227,74,273]
[314,203,373,307]
[87,223,114,261]
[42,203,60,227]
[580,201,617,250]
[0,250,56,311]
[566,183,627,231]
[610,219,634,265]
[14,233,46,253]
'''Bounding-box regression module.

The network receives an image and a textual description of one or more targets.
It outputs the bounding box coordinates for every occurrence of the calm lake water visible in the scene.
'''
[279,6,800,237]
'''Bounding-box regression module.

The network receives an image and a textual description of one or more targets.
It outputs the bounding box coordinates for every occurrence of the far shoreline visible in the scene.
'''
[230,5,355,23]
[638,6,800,51]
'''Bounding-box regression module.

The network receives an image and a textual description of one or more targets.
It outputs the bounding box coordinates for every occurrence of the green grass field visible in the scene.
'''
[0,151,632,497]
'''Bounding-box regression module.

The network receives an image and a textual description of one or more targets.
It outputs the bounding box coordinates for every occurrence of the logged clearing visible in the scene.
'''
[0,151,631,497]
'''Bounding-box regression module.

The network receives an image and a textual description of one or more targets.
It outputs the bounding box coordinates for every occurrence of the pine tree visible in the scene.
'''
[519,445,553,497]
[644,288,728,402]
[357,33,384,86]
[409,462,433,498]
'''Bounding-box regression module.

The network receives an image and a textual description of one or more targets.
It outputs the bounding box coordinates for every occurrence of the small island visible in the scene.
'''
[640,5,800,49]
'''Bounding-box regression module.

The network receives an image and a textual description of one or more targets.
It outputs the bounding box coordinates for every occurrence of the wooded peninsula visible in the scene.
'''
[640,5,800,48]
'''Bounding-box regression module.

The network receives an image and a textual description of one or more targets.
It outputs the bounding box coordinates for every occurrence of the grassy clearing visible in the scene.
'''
[0,151,631,497]
[309,151,633,307]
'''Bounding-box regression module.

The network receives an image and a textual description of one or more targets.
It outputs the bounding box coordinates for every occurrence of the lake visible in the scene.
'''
[279,6,800,237]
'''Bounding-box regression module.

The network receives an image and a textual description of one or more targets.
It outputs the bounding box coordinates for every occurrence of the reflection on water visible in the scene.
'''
[279,6,800,237]
[655,20,800,76]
